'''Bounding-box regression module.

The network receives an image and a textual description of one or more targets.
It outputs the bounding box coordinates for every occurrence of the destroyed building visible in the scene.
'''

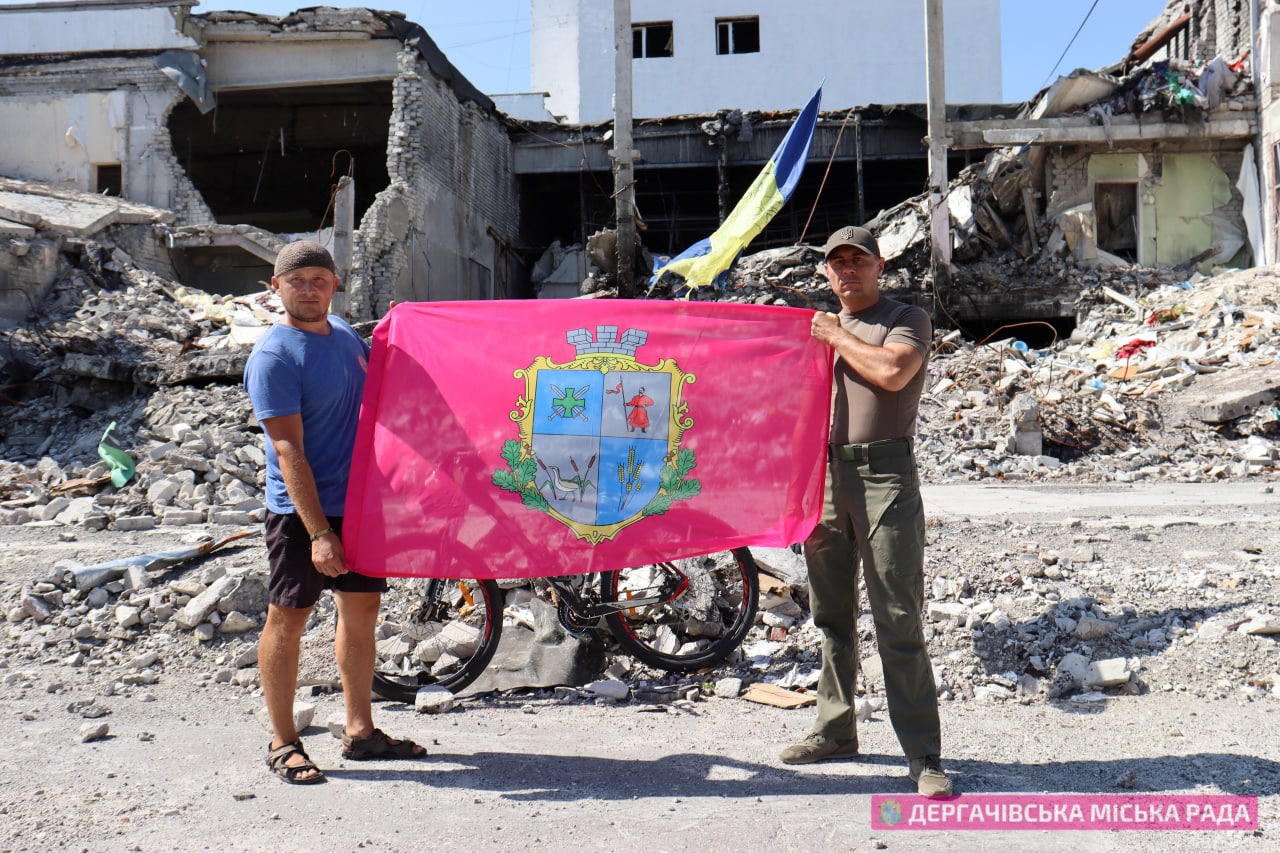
[0,1,520,326]
[0,0,1276,432]
[0,0,1274,329]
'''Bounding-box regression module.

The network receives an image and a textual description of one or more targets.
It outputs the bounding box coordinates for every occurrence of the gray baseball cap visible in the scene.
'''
[822,225,880,259]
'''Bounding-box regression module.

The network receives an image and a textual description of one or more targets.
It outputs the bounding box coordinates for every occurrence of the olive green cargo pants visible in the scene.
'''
[804,442,942,759]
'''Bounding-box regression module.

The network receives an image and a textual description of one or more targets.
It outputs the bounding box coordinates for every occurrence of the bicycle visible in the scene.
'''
[371,547,760,702]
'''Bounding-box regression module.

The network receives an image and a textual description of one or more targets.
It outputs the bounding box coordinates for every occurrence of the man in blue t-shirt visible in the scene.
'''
[244,241,425,785]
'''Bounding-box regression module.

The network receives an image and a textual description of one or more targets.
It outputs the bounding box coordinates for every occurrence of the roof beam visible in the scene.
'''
[947,110,1256,150]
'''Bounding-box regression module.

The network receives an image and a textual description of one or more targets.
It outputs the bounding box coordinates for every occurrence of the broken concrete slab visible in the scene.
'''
[0,179,173,234]
[0,217,35,238]
[1167,366,1280,424]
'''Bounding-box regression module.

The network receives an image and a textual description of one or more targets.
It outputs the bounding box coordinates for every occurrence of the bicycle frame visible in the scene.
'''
[545,566,690,621]
[370,547,760,701]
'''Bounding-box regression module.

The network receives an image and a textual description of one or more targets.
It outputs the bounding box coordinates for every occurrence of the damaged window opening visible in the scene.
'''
[93,164,122,197]
[167,84,392,232]
[633,22,674,59]
[1095,182,1140,263]
[716,17,760,55]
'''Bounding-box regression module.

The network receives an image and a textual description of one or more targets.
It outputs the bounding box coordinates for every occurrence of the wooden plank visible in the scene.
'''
[742,683,816,709]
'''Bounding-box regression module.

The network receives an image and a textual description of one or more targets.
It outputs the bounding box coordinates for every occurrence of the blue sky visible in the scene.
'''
[3,0,1172,102]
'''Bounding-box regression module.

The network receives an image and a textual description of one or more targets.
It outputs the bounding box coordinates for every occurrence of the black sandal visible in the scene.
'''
[341,728,427,761]
[266,740,326,785]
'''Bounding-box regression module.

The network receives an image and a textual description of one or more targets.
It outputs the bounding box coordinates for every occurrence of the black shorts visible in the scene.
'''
[264,511,388,609]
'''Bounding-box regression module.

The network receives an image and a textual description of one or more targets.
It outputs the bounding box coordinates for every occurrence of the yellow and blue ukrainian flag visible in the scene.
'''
[651,85,822,291]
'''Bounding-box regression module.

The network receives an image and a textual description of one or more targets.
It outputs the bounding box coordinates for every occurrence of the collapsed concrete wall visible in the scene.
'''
[0,56,208,222]
[0,178,177,325]
[0,5,520,318]
[348,45,521,319]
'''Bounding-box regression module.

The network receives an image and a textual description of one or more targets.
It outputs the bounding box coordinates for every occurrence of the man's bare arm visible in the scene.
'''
[260,414,347,577]
[811,311,923,392]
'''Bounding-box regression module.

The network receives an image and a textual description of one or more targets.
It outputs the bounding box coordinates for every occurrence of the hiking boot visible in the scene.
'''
[908,755,953,797]
[779,733,859,765]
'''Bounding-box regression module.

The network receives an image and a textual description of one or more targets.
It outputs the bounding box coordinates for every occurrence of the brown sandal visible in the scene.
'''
[266,740,326,785]
[341,728,427,761]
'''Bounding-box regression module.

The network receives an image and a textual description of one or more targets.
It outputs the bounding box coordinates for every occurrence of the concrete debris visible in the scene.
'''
[713,676,743,699]
[78,722,110,743]
[413,685,456,714]
[584,679,630,701]
[255,702,315,735]
[1028,56,1250,122]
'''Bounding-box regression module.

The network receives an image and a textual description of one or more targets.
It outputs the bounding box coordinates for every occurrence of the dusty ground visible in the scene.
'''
[0,481,1277,852]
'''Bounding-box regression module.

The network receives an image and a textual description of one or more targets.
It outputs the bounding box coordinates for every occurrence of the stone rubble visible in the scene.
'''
[0,229,1277,726]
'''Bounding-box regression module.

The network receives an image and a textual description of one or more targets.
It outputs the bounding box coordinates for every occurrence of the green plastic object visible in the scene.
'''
[97,421,136,488]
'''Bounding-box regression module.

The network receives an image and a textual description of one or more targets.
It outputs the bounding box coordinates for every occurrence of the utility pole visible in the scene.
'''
[612,0,636,297]
[924,0,952,299]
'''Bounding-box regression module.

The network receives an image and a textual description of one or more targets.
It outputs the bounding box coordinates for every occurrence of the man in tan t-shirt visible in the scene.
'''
[778,226,952,798]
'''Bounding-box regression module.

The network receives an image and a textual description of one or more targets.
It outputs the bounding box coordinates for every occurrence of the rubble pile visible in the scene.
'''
[0,242,267,528]
[916,266,1280,483]
[728,511,1280,717]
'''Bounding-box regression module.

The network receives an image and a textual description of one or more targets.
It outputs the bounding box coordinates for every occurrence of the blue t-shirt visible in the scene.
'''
[244,316,370,516]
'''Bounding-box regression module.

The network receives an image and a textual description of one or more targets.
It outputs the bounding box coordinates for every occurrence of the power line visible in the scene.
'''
[1039,0,1102,90]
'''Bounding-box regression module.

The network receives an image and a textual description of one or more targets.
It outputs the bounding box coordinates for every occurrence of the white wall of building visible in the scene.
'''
[0,88,176,193]
[0,7,196,55]
[532,0,1002,123]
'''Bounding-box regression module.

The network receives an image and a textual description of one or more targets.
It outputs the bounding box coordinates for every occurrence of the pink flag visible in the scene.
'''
[343,299,833,579]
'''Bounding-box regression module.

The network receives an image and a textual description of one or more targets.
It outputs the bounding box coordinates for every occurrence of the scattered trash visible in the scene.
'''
[97,422,136,488]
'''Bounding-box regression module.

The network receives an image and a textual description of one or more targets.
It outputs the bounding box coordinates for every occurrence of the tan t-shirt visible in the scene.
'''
[829,296,931,444]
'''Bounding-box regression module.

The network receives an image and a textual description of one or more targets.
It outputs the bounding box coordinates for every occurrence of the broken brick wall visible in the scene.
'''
[0,237,61,324]
[1205,0,1252,63]
[1145,0,1253,66]
[1046,149,1092,217]
[0,57,215,228]
[348,46,519,320]
[105,223,179,281]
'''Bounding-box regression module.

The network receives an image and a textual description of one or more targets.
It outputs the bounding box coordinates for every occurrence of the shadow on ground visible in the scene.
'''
[323,749,1279,801]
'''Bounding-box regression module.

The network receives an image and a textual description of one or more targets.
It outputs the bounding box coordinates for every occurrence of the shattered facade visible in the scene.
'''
[829,0,1264,331]
[0,2,519,324]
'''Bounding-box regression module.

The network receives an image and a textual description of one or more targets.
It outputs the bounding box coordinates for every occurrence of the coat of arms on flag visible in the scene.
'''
[493,325,699,544]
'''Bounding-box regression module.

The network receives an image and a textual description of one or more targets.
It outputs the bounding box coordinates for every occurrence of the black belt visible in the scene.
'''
[828,438,912,463]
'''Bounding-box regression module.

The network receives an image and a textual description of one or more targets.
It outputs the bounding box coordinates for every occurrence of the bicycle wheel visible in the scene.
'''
[371,577,503,702]
[601,547,759,671]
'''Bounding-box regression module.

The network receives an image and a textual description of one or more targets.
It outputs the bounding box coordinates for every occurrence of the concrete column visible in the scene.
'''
[333,178,354,275]
[612,0,637,297]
